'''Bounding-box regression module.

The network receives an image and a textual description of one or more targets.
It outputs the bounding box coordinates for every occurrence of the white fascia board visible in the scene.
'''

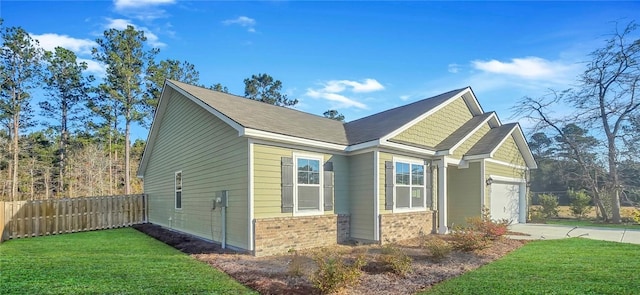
[512,125,538,169]
[448,112,497,154]
[380,141,437,156]
[345,139,381,152]
[435,150,451,156]
[488,174,526,183]
[380,88,470,142]
[251,138,349,156]
[461,87,484,115]
[242,128,347,152]
[485,158,529,170]
[463,153,491,161]
[167,81,245,134]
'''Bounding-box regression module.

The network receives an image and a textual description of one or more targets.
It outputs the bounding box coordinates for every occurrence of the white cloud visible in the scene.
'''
[222,16,257,33]
[472,56,578,80]
[322,78,384,93]
[306,89,368,109]
[30,33,96,55]
[114,0,175,10]
[106,18,131,30]
[448,63,460,74]
[105,18,166,47]
[78,58,107,78]
[399,95,411,101]
[304,78,384,109]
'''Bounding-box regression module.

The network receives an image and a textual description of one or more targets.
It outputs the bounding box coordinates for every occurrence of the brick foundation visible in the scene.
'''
[254,214,349,257]
[379,211,435,244]
[337,214,350,243]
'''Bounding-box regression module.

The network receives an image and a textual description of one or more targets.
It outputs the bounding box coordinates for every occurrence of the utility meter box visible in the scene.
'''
[215,190,228,208]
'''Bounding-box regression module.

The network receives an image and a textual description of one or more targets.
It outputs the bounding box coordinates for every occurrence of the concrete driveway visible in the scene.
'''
[508,223,640,245]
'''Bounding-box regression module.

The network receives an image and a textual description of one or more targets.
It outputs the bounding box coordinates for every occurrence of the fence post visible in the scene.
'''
[0,201,6,242]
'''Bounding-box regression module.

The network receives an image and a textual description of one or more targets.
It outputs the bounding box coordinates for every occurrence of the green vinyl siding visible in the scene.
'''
[493,135,526,166]
[349,152,375,240]
[379,152,393,214]
[144,87,249,250]
[452,123,491,159]
[332,154,350,214]
[392,97,473,148]
[252,144,344,218]
[447,162,482,226]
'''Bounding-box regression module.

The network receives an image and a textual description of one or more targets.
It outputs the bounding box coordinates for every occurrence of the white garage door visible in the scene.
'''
[490,183,520,223]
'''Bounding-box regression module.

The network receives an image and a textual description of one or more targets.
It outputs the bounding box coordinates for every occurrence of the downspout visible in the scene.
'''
[222,205,226,249]
[222,190,228,249]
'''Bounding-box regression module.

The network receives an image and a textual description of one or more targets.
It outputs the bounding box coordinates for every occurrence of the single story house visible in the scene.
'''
[137,80,537,256]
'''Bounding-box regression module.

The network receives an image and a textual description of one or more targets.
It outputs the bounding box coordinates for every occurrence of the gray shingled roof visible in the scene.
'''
[434,112,495,151]
[168,80,349,145]
[169,80,469,146]
[343,88,468,145]
[465,123,518,156]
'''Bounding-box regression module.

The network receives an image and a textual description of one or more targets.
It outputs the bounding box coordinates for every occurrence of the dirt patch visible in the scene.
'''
[134,223,527,295]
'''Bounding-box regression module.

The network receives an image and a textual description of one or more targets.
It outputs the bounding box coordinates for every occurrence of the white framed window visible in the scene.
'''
[394,158,425,210]
[294,154,323,215]
[175,171,182,209]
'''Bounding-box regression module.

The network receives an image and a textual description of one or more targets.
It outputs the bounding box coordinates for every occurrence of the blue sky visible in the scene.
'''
[3,1,640,140]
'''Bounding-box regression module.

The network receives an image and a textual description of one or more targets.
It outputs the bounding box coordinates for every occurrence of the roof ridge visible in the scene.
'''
[167,79,346,124]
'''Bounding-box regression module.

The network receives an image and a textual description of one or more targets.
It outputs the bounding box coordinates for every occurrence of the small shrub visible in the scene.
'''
[423,238,452,262]
[448,226,489,252]
[568,189,592,219]
[466,208,510,240]
[287,249,304,277]
[529,208,546,223]
[311,251,363,294]
[538,193,559,218]
[633,209,640,224]
[377,244,412,276]
[417,229,428,248]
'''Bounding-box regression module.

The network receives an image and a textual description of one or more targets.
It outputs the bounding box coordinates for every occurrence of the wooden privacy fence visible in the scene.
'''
[0,194,147,242]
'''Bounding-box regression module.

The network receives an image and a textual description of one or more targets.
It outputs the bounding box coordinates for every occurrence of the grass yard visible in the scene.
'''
[422,238,640,295]
[0,228,256,295]
[545,219,640,229]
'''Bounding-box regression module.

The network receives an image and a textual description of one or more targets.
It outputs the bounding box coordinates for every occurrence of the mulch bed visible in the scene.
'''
[133,223,527,295]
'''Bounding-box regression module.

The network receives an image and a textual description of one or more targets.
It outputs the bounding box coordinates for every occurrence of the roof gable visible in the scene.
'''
[344,87,473,145]
[465,123,537,168]
[377,87,485,144]
[434,112,498,152]
[168,80,349,145]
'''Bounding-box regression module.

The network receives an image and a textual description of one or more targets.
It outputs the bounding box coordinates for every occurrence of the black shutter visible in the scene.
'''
[425,161,433,208]
[324,162,334,211]
[281,157,294,213]
[385,161,394,210]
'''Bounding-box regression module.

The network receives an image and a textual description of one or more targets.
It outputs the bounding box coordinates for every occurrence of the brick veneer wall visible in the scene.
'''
[337,214,350,243]
[254,214,349,257]
[379,211,435,244]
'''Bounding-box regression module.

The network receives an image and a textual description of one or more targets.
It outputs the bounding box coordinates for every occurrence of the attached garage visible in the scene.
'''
[489,177,526,224]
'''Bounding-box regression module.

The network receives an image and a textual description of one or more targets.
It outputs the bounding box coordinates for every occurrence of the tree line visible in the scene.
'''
[518,21,640,223]
[0,19,345,201]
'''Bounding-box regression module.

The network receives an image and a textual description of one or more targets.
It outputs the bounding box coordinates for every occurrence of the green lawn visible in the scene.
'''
[545,219,640,229]
[0,228,256,295]
[423,238,640,295]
